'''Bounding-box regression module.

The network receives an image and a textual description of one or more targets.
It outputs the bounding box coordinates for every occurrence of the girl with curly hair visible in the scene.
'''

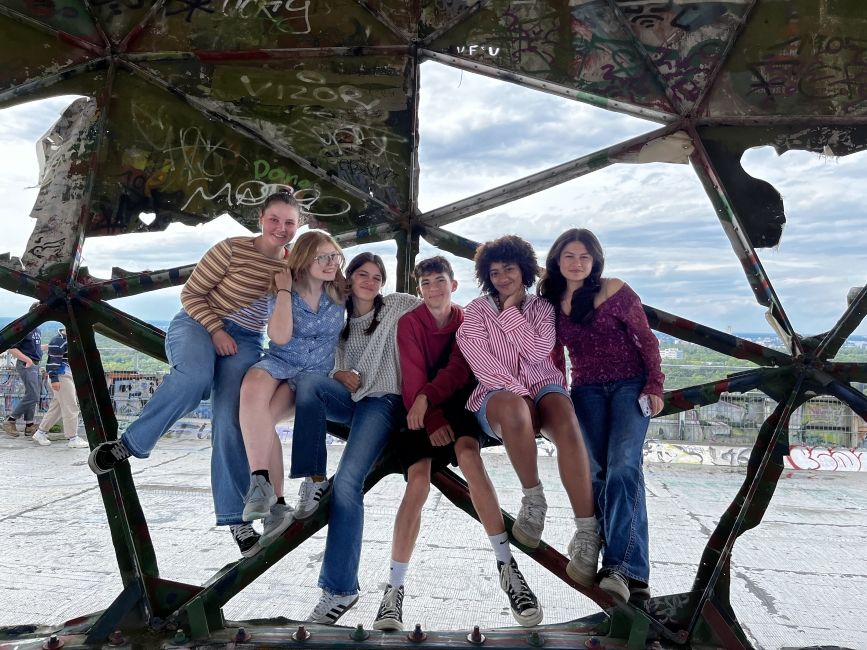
[456,235,601,599]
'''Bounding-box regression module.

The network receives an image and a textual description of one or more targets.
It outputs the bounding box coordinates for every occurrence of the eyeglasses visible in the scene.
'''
[313,252,344,266]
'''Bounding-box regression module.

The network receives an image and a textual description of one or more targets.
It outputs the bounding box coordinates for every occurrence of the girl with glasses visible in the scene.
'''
[238,230,347,552]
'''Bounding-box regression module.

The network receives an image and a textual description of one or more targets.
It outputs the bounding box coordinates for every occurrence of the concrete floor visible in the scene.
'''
[0,433,865,649]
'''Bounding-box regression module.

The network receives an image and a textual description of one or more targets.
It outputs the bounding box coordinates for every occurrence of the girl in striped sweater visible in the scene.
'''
[88,191,301,556]
[456,235,601,587]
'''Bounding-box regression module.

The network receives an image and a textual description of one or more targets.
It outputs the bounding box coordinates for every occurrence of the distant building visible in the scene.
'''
[660,348,684,360]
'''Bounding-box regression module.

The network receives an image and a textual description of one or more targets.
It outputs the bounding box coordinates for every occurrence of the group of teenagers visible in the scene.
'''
[87,191,664,630]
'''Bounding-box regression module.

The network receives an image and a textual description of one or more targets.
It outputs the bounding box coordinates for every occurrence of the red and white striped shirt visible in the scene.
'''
[457,294,567,412]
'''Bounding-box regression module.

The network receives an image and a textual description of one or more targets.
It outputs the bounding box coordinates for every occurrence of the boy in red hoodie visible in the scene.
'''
[373,256,542,631]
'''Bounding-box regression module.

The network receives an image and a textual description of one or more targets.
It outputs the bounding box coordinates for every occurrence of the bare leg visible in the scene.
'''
[239,369,281,472]
[454,437,505,535]
[484,392,540,489]
[537,393,594,517]
[390,459,432,562]
[266,382,296,498]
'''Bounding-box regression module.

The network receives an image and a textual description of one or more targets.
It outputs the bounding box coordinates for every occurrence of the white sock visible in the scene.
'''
[36,430,48,436]
[575,516,597,531]
[489,532,512,564]
[522,482,544,496]
[389,560,409,587]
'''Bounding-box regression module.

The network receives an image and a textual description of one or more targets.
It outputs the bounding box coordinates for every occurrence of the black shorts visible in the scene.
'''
[393,394,485,479]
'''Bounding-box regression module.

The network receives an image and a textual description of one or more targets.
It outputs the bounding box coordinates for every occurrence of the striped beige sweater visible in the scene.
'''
[181,236,287,334]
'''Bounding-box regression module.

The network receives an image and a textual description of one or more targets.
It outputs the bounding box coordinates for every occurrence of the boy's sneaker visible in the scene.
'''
[498,558,543,627]
[32,431,51,446]
[259,502,294,547]
[88,440,132,474]
[3,420,19,437]
[308,590,359,625]
[295,477,330,519]
[598,568,630,603]
[512,487,547,548]
[372,584,404,631]
[242,474,277,522]
[67,436,89,449]
[566,524,601,586]
[23,423,38,435]
[230,523,262,558]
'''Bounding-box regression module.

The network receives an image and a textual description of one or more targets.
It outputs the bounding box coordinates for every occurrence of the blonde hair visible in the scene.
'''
[279,230,346,304]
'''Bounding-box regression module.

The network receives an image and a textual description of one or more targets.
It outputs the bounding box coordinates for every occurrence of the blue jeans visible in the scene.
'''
[12,361,41,421]
[571,376,650,583]
[121,311,263,526]
[291,373,404,595]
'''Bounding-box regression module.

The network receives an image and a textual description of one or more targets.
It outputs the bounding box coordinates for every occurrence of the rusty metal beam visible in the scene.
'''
[419,48,677,124]
[419,123,682,228]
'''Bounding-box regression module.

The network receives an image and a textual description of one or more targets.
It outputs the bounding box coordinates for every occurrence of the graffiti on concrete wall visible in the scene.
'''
[643,439,752,466]
[785,445,866,472]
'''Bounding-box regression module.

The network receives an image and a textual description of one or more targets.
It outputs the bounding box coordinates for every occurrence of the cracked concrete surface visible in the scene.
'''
[0,434,865,649]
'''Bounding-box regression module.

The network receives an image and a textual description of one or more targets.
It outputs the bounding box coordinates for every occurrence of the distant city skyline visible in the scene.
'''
[2,63,867,337]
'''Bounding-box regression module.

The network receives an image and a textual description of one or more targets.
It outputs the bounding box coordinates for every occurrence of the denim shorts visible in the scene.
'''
[474,383,569,440]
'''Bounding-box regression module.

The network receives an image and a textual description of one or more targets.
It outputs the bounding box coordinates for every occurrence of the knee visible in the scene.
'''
[404,472,431,507]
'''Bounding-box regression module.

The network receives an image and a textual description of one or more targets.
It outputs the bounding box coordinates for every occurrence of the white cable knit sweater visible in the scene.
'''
[333,293,421,402]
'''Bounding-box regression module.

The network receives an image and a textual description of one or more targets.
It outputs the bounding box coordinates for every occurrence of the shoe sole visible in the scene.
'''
[242,499,276,522]
[511,525,541,549]
[566,560,596,587]
[598,577,630,603]
[33,439,51,446]
[372,617,403,631]
[259,515,295,547]
[311,594,359,625]
[240,543,263,559]
[87,448,114,475]
[3,430,20,438]
[511,605,543,627]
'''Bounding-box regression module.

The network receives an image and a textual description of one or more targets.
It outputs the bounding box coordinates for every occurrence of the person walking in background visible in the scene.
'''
[31,326,88,449]
[539,228,664,604]
[87,191,301,557]
[456,235,601,589]
[3,321,42,437]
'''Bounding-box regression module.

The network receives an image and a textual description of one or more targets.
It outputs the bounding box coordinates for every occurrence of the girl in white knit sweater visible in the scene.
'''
[290,252,419,625]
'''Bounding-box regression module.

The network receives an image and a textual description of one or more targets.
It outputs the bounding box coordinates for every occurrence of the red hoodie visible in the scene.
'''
[397,303,474,435]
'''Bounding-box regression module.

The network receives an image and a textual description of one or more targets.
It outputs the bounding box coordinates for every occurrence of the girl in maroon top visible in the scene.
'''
[539,228,664,604]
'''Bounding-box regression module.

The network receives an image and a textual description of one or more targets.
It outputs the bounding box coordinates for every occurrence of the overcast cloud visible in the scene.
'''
[2,62,866,340]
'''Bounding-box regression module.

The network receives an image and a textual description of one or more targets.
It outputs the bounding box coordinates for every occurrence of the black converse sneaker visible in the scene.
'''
[230,523,262,558]
[373,584,404,631]
[498,558,543,627]
[88,440,132,474]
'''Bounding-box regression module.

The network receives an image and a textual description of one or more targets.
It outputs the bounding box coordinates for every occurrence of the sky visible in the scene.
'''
[2,62,866,339]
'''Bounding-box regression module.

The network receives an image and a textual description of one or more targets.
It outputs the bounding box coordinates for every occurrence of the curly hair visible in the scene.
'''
[537,228,605,323]
[473,235,539,295]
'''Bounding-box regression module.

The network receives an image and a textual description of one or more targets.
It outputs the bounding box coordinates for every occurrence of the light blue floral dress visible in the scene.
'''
[252,290,345,384]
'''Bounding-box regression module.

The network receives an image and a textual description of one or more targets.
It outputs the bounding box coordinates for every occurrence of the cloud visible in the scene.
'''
[2,70,867,340]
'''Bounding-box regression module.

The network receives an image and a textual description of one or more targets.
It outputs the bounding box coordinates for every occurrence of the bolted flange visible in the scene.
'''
[408,623,427,642]
[466,625,485,645]
[292,625,311,641]
[42,635,64,650]
[351,623,370,641]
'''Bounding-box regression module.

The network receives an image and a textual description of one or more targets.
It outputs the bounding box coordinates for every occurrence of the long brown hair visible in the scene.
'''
[341,252,387,340]
[538,228,605,323]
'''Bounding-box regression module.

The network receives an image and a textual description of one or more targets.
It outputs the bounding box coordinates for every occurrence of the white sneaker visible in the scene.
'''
[308,589,358,625]
[66,436,88,449]
[259,502,294,547]
[295,477,330,519]
[513,485,547,548]
[32,431,51,446]
[566,523,602,586]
